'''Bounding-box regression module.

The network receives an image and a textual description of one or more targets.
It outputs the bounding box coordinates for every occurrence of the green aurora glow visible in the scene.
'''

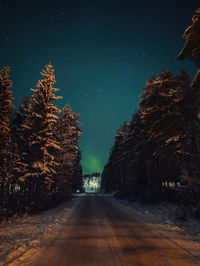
[81,152,103,174]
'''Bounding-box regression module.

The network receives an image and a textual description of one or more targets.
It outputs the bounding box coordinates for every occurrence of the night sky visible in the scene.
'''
[0,0,199,173]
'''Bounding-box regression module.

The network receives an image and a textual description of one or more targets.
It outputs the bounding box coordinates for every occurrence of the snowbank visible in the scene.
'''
[113,197,200,261]
[0,197,80,266]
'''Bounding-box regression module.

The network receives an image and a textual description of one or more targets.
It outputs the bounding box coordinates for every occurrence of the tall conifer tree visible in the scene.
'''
[55,104,82,195]
[24,63,62,209]
[0,66,14,195]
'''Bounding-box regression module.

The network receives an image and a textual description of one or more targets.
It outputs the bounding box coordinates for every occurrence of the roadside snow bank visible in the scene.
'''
[0,197,80,266]
[113,198,200,261]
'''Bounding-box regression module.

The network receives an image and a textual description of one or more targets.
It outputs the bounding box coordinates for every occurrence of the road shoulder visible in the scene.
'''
[110,196,200,263]
[0,196,81,266]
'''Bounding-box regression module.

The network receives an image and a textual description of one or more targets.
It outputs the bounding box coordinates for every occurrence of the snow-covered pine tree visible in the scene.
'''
[177,8,200,103]
[176,9,200,203]
[25,63,62,211]
[102,69,200,202]
[55,104,82,197]
[12,96,32,191]
[101,112,148,199]
[101,122,131,194]
[139,70,199,197]
[112,122,131,194]
[139,70,177,195]
[4,95,33,216]
[175,71,200,201]
[0,66,14,197]
[122,111,149,199]
[177,8,200,67]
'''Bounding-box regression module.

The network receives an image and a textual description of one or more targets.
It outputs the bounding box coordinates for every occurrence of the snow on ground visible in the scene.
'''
[0,196,81,266]
[1,194,200,265]
[113,197,200,261]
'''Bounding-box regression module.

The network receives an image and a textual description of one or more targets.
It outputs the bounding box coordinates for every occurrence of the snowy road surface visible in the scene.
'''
[31,195,198,266]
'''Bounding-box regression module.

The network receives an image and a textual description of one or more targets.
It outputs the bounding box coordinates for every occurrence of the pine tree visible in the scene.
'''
[101,122,131,194]
[101,111,149,199]
[177,8,200,101]
[0,66,14,197]
[177,8,200,67]
[72,149,83,193]
[139,70,200,198]
[122,111,149,199]
[55,104,82,196]
[102,70,200,202]
[12,96,32,191]
[23,63,62,211]
[139,71,177,194]
[177,8,200,203]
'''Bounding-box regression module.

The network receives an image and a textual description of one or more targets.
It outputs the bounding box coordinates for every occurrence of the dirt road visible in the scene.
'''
[32,195,198,266]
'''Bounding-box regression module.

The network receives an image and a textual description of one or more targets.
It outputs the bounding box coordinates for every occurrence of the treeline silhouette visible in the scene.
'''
[102,8,200,210]
[0,63,82,219]
[83,173,101,178]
